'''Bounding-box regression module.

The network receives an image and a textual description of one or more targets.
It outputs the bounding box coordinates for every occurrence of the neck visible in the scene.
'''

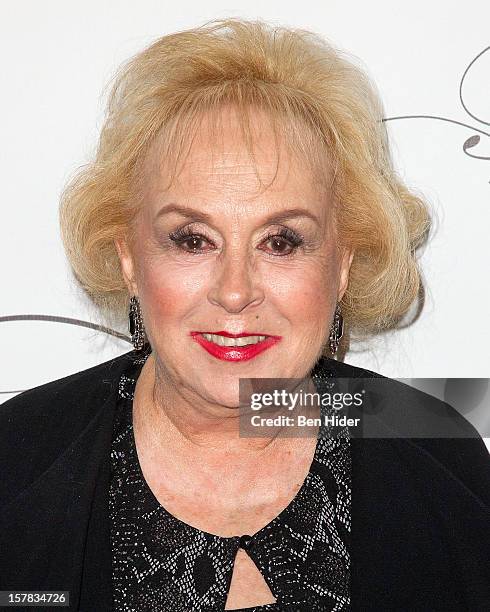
[133,353,320,455]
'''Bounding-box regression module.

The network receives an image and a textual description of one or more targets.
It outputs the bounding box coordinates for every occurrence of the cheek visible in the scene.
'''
[136,257,208,323]
[264,260,337,320]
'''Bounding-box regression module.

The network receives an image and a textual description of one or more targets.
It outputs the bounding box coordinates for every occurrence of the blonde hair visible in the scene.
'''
[59,17,431,347]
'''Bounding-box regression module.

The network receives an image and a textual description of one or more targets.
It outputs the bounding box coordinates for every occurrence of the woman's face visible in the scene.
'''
[116,107,353,408]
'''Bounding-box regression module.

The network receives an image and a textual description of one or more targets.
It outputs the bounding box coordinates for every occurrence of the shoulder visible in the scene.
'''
[317,355,482,438]
[316,356,490,510]
[0,349,136,422]
[0,349,137,501]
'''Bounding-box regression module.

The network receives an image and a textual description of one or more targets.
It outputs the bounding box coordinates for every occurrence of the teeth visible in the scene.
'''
[202,333,266,346]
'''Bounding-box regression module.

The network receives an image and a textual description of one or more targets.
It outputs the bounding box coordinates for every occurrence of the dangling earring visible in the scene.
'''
[329,303,344,356]
[129,295,148,351]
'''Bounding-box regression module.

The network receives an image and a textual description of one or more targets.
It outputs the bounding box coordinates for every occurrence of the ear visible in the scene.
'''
[114,237,138,296]
[337,248,355,302]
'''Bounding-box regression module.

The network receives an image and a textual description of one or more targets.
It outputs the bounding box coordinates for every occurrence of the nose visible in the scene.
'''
[207,250,264,314]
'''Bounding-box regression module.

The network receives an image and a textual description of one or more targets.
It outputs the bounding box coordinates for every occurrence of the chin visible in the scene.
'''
[199,379,242,408]
[206,391,241,410]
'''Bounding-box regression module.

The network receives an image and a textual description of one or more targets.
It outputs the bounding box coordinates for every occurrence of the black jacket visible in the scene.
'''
[1,349,489,611]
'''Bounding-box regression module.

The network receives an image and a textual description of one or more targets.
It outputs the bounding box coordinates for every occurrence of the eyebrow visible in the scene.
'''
[154,203,320,226]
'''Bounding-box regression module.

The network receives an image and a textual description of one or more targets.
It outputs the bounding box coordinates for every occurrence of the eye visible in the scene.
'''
[259,227,304,256]
[168,227,215,253]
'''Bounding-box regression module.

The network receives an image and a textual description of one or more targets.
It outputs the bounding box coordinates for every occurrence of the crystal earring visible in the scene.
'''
[329,303,344,356]
[129,295,148,351]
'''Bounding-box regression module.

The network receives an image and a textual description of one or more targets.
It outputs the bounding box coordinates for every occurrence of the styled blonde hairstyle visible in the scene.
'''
[59,17,431,350]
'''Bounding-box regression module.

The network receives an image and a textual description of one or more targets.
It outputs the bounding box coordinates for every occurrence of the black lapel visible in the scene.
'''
[0,372,118,611]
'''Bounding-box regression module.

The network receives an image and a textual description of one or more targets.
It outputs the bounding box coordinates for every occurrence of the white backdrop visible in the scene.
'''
[1,1,489,443]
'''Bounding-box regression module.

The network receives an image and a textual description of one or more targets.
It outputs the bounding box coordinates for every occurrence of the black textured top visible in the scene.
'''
[109,350,351,611]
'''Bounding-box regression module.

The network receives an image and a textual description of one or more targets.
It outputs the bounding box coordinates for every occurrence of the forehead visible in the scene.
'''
[141,105,333,219]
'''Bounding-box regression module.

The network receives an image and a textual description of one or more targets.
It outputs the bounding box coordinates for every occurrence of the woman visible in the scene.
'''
[1,18,489,612]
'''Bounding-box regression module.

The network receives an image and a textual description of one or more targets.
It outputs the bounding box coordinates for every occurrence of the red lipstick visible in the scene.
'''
[189,331,282,362]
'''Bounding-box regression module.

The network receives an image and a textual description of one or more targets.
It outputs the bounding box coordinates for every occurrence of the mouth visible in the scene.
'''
[189,331,282,362]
